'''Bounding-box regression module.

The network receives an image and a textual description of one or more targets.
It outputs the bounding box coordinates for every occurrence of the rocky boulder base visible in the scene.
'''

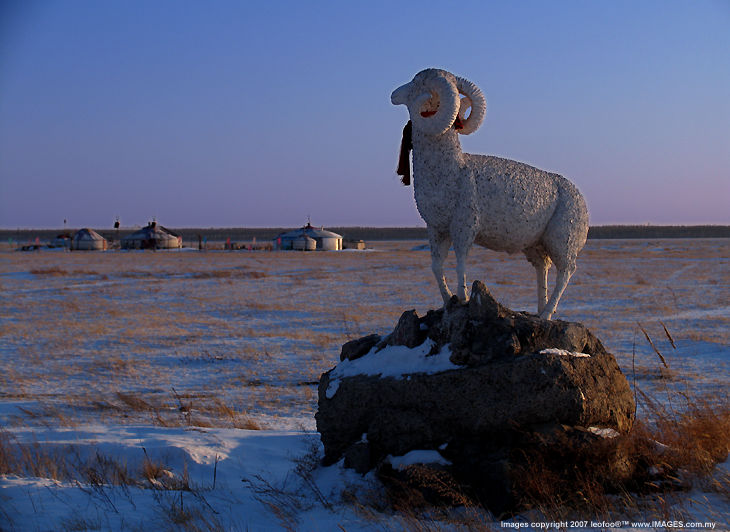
[316,281,636,513]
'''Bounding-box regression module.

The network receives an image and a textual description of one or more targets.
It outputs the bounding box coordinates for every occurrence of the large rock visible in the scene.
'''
[316,281,636,512]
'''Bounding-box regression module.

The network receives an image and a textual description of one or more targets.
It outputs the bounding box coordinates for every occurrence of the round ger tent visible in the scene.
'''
[121,222,182,250]
[293,235,316,251]
[274,223,342,251]
[71,228,107,251]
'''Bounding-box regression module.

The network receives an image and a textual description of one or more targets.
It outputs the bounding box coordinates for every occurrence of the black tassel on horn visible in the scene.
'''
[396,120,412,186]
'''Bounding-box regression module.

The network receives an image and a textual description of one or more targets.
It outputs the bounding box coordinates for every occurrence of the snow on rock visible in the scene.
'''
[326,340,459,399]
[326,379,341,399]
[588,426,620,439]
[539,348,591,358]
[386,450,452,470]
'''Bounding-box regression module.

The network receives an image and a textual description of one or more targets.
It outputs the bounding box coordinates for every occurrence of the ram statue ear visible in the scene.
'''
[396,120,413,186]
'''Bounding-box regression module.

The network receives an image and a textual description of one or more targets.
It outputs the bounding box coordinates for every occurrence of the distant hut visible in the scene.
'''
[121,222,182,250]
[274,223,342,251]
[71,228,107,251]
[344,239,366,250]
[293,235,317,251]
[50,233,72,249]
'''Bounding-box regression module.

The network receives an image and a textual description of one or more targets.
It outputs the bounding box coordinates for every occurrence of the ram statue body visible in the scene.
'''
[391,68,589,320]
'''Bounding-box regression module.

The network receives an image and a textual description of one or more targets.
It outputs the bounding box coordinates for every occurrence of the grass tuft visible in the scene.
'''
[30,266,66,275]
[511,389,730,519]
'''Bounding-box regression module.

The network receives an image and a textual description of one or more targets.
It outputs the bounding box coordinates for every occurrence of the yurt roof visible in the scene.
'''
[73,228,106,241]
[122,223,179,241]
[276,223,342,240]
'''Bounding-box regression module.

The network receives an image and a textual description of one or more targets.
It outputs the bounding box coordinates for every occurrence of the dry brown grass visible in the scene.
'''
[360,385,730,525]
[16,403,78,428]
[245,440,499,530]
[634,391,730,477]
[510,388,730,520]
[378,464,475,511]
[0,430,72,480]
[158,495,225,531]
[28,267,101,276]
[0,427,229,530]
[0,428,199,492]
[1,239,728,434]
[116,392,154,411]
[0,240,727,529]
[207,397,261,429]
[192,269,267,279]
[29,266,66,275]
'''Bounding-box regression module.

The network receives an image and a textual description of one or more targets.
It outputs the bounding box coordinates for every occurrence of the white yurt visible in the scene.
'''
[274,223,342,251]
[121,222,182,250]
[293,235,317,251]
[71,228,107,251]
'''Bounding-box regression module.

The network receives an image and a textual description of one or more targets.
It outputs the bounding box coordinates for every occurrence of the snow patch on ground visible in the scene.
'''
[0,424,393,531]
[5,423,725,531]
[664,305,730,320]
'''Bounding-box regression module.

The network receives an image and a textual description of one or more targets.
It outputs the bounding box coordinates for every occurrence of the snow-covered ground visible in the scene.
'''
[0,239,728,530]
[0,425,400,531]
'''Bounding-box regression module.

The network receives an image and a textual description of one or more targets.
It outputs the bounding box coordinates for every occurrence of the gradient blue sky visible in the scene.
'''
[1,0,728,229]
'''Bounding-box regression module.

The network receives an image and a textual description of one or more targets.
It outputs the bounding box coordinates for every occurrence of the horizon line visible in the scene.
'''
[2,223,730,231]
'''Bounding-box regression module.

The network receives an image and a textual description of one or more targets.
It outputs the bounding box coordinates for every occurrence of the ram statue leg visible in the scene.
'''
[539,263,576,320]
[524,246,552,315]
[452,233,474,302]
[536,265,549,315]
[538,181,589,320]
[428,228,453,304]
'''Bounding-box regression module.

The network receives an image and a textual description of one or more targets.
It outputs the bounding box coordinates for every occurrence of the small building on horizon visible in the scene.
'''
[121,222,182,250]
[49,233,72,249]
[293,235,317,251]
[71,228,107,251]
[274,223,342,251]
[344,239,366,250]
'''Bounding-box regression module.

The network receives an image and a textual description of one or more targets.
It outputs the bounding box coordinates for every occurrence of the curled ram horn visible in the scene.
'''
[407,75,460,136]
[458,95,473,121]
[414,92,433,113]
[455,76,486,135]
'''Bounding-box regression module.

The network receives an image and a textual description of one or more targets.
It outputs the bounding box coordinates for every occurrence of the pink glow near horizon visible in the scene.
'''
[1,1,728,229]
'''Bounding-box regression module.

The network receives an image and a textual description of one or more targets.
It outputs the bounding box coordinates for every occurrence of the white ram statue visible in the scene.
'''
[391,68,589,320]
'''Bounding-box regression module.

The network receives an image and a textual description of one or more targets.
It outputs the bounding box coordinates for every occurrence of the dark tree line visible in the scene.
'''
[587,225,730,239]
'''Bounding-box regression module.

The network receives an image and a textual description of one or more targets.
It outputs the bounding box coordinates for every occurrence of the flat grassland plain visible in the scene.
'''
[1,239,728,530]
